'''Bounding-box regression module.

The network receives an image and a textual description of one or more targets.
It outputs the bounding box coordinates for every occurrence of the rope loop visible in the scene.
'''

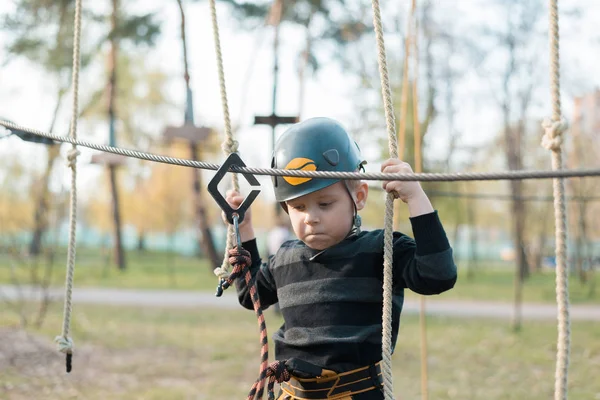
[66,148,80,170]
[541,117,568,151]
[266,360,291,384]
[213,266,229,280]
[264,360,291,400]
[250,360,291,400]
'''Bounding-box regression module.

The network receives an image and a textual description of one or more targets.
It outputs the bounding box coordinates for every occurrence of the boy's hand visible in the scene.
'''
[381,159,424,202]
[381,158,434,217]
[223,190,255,242]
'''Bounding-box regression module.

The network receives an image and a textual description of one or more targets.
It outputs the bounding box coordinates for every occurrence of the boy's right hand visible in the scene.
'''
[223,190,255,242]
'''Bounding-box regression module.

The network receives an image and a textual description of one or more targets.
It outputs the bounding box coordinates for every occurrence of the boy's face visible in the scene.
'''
[285,181,368,251]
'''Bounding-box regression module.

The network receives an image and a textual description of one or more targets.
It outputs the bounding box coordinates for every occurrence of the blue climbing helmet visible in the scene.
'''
[271,117,366,203]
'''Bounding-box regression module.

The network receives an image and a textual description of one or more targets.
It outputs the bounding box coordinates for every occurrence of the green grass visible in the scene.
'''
[0,248,219,291]
[1,302,599,399]
[408,264,599,304]
[0,248,598,304]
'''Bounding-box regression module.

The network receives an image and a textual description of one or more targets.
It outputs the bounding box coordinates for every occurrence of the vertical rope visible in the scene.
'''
[54,0,82,373]
[370,0,398,398]
[208,0,241,280]
[542,1,570,399]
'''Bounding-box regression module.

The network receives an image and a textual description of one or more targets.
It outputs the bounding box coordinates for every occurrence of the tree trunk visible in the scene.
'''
[466,196,478,280]
[108,166,125,269]
[137,231,145,252]
[297,9,313,120]
[108,0,126,270]
[452,219,461,266]
[190,143,220,268]
[29,88,66,255]
[34,247,56,328]
[529,208,549,273]
[29,144,61,255]
[167,234,177,287]
[509,177,527,332]
[30,3,72,255]
[177,0,220,269]
[501,63,529,331]
[576,198,589,283]
[510,181,528,326]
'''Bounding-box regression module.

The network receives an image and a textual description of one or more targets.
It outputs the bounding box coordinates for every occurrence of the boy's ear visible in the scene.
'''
[354,181,369,211]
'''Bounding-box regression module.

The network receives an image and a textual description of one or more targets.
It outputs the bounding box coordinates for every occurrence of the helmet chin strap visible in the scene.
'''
[344,182,362,235]
[353,213,362,234]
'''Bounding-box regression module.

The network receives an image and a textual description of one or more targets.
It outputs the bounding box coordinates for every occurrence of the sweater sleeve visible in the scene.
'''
[234,239,279,310]
[393,211,457,295]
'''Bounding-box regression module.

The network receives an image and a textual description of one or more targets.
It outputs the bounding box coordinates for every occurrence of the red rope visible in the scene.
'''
[224,247,291,399]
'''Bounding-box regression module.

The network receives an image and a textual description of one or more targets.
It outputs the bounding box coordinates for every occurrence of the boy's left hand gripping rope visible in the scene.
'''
[207,153,260,297]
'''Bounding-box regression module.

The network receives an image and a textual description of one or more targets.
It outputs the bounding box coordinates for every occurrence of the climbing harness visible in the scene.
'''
[279,363,384,400]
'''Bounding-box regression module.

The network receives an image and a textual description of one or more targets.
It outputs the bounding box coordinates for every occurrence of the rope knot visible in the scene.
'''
[266,360,291,384]
[55,335,74,354]
[215,247,251,296]
[221,139,239,154]
[66,148,80,169]
[541,117,568,151]
[228,247,251,267]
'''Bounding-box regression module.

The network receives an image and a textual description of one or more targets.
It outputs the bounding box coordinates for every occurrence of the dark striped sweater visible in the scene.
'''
[235,211,457,373]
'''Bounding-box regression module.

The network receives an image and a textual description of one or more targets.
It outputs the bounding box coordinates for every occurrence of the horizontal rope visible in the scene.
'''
[368,185,600,202]
[3,119,600,183]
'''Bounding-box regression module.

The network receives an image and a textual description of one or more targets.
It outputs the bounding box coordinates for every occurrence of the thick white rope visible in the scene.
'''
[543,1,570,399]
[55,0,82,369]
[207,0,241,280]
[370,0,398,397]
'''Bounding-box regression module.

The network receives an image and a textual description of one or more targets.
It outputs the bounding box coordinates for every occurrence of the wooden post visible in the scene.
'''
[90,153,127,270]
[162,124,221,270]
[254,113,299,216]
[256,0,299,217]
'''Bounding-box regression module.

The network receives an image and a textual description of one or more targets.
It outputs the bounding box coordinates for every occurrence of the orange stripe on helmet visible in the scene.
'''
[283,157,317,186]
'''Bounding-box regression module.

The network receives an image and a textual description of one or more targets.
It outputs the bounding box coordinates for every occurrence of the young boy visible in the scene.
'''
[225,117,456,399]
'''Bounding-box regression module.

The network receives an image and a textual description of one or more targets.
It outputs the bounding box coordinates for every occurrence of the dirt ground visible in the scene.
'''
[0,328,212,400]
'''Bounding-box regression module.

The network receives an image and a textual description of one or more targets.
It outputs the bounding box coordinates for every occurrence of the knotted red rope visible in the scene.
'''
[222,246,286,399]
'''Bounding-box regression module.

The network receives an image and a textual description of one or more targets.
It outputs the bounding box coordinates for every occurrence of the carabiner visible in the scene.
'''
[208,153,261,298]
[207,153,260,226]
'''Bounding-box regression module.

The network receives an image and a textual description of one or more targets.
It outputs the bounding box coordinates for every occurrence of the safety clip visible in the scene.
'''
[208,153,260,296]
